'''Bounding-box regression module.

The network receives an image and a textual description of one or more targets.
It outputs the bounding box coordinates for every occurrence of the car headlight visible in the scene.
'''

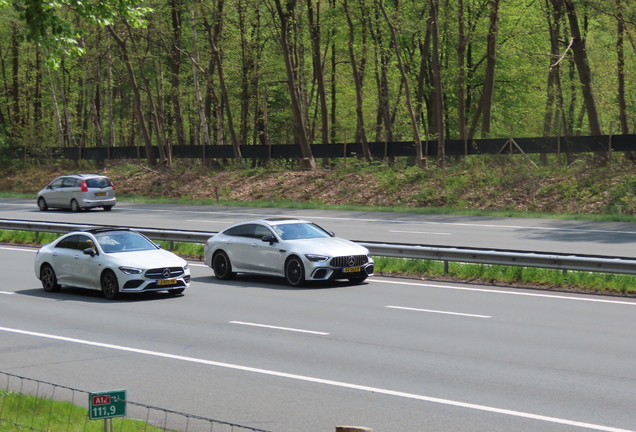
[118,266,143,275]
[305,254,329,262]
[183,263,189,271]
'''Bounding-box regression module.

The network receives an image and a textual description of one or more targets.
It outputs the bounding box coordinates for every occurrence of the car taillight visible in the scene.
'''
[80,180,88,192]
[110,180,116,190]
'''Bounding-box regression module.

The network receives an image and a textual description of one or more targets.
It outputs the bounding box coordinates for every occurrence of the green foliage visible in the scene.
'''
[0,389,168,432]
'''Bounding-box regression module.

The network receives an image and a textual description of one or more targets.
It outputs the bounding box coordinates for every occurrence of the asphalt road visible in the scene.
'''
[2,245,636,432]
[1,198,636,258]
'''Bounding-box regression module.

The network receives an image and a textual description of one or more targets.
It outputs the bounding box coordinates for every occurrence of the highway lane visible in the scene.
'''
[2,246,636,431]
[2,199,636,258]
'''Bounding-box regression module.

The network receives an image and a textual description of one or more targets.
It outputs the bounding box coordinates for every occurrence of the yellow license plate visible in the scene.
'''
[95,192,106,196]
[343,266,361,273]
[158,279,177,286]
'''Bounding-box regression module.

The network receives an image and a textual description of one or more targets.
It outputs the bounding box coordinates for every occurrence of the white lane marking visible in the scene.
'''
[229,321,329,335]
[0,291,14,295]
[387,305,491,318]
[113,207,636,236]
[0,326,630,432]
[373,279,636,306]
[389,230,451,235]
[187,220,236,224]
[0,246,37,252]
[189,263,208,267]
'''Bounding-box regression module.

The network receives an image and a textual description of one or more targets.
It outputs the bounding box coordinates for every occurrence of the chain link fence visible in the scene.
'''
[0,371,272,432]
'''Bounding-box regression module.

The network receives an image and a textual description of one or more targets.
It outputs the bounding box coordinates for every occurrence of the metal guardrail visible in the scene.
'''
[2,219,636,275]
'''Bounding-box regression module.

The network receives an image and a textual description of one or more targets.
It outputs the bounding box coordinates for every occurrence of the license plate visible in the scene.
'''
[343,266,361,273]
[95,192,106,196]
[158,279,177,286]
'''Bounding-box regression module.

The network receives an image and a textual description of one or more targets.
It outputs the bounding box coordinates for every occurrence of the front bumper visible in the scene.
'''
[308,262,374,281]
[121,274,191,292]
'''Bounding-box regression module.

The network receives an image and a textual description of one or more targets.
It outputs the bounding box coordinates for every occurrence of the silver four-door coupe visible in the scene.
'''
[34,228,190,299]
[204,218,374,286]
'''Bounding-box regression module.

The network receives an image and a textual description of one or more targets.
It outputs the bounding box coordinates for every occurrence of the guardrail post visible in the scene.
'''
[336,427,372,432]
[444,260,449,275]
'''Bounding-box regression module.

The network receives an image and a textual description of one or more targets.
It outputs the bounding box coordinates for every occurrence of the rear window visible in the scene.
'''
[85,178,111,188]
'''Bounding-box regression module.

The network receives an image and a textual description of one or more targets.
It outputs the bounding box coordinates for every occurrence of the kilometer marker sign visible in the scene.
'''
[89,390,126,420]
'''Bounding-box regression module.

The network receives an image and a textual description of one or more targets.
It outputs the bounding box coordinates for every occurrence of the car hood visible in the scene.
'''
[287,237,369,256]
[104,249,187,269]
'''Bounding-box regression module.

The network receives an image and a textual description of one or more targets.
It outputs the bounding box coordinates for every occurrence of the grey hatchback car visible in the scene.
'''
[37,174,116,212]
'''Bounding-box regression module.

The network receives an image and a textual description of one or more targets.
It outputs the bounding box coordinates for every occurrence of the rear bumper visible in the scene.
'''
[82,197,116,207]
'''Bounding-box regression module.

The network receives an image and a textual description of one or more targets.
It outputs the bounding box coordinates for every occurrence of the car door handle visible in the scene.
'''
[251,243,258,247]
[74,255,80,259]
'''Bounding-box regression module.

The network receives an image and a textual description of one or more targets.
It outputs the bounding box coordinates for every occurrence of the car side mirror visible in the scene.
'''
[261,235,277,245]
[328,231,335,237]
[83,248,96,257]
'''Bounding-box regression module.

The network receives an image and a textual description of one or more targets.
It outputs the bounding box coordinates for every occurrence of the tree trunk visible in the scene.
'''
[107,25,156,166]
[563,0,601,136]
[429,0,445,165]
[343,0,371,161]
[170,0,187,148]
[272,0,315,169]
[379,0,423,167]
[189,1,213,152]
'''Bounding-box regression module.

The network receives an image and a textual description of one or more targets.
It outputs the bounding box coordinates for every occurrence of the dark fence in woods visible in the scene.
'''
[6,134,636,161]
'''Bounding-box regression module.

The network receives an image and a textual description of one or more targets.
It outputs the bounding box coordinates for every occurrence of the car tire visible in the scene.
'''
[37,197,48,211]
[348,275,368,284]
[167,288,185,295]
[101,270,120,300]
[213,251,236,280]
[40,264,61,292]
[103,206,113,211]
[70,199,81,212]
[285,256,305,287]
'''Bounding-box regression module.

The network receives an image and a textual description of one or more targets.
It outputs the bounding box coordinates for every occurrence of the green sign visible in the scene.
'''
[89,390,126,420]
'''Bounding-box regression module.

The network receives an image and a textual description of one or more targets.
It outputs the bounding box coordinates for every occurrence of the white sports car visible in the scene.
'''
[34,228,190,299]
[204,218,374,286]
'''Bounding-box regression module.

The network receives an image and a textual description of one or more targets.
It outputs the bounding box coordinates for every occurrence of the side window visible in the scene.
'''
[49,178,64,189]
[77,235,96,252]
[224,224,255,238]
[62,178,76,188]
[254,225,273,239]
[56,235,80,250]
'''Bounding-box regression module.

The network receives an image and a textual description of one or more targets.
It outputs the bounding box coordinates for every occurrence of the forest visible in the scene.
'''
[0,0,634,169]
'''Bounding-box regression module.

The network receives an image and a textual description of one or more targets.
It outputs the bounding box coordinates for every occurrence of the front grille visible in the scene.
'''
[330,255,369,267]
[145,267,185,279]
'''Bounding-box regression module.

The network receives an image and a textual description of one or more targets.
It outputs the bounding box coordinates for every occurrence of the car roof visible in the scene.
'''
[224,218,311,230]
[78,227,131,235]
[53,173,109,180]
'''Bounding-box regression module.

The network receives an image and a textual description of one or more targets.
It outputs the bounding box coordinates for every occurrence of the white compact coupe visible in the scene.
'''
[34,228,190,299]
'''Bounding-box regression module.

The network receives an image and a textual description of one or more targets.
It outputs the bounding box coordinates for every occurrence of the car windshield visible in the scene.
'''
[95,232,157,253]
[274,223,331,240]
[85,178,111,188]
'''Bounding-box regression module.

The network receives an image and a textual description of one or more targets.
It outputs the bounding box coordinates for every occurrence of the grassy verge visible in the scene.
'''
[11,230,635,296]
[0,390,160,432]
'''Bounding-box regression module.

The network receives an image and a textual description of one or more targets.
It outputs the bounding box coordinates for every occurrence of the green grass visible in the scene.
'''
[0,390,162,432]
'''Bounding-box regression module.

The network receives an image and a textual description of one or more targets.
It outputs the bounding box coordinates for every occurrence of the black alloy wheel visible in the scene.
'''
[37,197,48,211]
[285,256,305,287]
[103,206,113,211]
[213,251,236,280]
[40,264,61,292]
[101,270,120,300]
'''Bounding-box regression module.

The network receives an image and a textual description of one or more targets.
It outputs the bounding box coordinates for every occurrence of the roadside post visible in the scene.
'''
[89,390,127,432]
